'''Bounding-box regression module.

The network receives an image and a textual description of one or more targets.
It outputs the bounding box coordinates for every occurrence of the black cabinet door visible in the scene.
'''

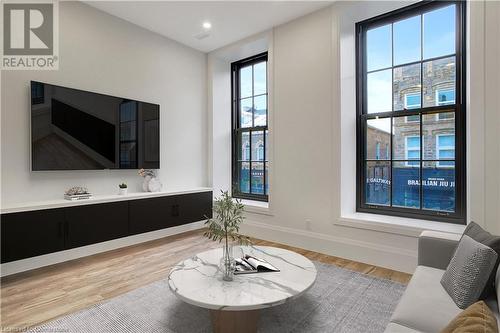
[175,192,213,226]
[1,209,65,263]
[129,196,175,234]
[129,192,212,235]
[65,202,129,249]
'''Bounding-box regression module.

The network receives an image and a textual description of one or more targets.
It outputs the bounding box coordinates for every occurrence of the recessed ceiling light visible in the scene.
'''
[202,21,212,30]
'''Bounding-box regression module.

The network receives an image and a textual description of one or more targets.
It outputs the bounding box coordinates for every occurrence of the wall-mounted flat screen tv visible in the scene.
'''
[31,81,160,171]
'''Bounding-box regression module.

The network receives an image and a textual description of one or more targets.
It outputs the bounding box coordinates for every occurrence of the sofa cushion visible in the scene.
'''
[441,301,499,333]
[390,266,461,333]
[463,222,500,299]
[441,235,498,309]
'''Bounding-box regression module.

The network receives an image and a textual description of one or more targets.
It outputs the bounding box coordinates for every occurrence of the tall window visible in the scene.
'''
[232,53,268,201]
[356,1,465,223]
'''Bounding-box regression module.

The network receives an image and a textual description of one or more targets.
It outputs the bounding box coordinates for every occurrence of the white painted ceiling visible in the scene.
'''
[85,1,333,53]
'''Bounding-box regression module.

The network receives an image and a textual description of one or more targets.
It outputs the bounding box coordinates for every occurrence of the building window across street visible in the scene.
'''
[405,93,421,109]
[436,89,455,106]
[437,134,455,167]
[405,136,420,166]
[356,1,466,223]
[231,52,269,202]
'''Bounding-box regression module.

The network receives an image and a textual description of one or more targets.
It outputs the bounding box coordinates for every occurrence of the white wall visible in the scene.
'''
[1,1,208,206]
[483,1,500,235]
[209,1,500,273]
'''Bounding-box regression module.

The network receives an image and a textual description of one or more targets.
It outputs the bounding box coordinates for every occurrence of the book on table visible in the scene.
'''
[234,255,280,275]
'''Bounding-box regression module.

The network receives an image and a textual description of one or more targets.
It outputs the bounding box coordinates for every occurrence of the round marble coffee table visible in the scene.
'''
[168,246,317,333]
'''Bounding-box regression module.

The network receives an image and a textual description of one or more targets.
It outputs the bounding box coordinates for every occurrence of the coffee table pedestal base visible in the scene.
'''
[210,309,260,333]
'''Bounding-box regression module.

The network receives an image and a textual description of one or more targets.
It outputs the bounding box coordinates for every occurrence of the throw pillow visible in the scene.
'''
[441,235,498,309]
[463,222,500,299]
[441,300,499,333]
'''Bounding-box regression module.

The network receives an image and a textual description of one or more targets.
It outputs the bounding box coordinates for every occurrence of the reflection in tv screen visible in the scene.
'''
[31,81,160,171]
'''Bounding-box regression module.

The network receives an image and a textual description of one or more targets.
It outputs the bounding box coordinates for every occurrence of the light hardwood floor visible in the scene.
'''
[1,229,411,330]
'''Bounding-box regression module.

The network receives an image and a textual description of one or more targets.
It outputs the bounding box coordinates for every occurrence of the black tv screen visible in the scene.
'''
[31,81,160,171]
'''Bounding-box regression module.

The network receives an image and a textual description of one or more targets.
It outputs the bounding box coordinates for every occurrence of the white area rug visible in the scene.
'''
[29,262,406,333]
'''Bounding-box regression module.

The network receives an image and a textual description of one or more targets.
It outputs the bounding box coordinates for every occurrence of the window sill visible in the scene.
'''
[336,212,465,238]
[239,199,273,216]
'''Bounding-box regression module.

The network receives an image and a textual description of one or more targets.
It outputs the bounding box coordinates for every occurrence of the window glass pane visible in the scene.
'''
[423,5,456,59]
[438,135,454,147]
[240,66,252,98]
[240,98,253,128]
[405,93,421,110]
[393,116,420,160]
[239,162,250,193]
[437,89,455,106]
[253,95,267,126]
[439,149,454,159]
[366,118,391,160]
[394,64,421,111]
[394,15,421,66]
[366,24,392,72]
[238,132,250,161]
[251,162,264,195]
[423,57,455,107]
[251,131,264,161]
[368,69,392,113]
[406,115,419,122]
[422,112,455,160]
[407,137,420,148]
[253,62,266,96]
[438,112,454,120]
[365,161,390,206]
[423,161,455,212]
[392,161,420,208]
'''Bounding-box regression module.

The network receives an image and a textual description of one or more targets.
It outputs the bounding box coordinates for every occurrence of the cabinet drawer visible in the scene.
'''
[129,196,175,234]
[175,192,213,226]
[1,209,65,263]
[65,202,129,249]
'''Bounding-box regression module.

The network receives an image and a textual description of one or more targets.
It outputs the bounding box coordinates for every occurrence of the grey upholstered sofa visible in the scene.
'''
[385,230,500,332]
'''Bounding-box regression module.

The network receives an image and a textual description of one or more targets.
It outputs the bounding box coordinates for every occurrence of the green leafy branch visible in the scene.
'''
[204,190,251,246]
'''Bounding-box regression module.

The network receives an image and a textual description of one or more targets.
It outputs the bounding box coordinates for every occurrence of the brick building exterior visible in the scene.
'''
[366,57,456,210]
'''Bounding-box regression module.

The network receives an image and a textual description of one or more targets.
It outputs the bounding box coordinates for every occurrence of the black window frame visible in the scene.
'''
[355,1,466,224]
[231,52,269,202]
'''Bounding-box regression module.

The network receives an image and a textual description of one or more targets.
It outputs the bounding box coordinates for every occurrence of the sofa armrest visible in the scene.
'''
[418,231,461,270]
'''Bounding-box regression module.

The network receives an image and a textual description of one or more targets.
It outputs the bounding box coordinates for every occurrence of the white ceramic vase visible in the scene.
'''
[148,177,162,192]
[142,175,152,192]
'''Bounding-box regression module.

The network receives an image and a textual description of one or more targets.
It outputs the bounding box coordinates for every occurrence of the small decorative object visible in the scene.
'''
[64,186,92,201]
[138,169,160,192]
[118,183,128,195]
[204,191,250,281]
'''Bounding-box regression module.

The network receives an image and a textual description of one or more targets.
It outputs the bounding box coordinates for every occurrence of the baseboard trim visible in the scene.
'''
[0,221,205,277]
[241,220,417,274]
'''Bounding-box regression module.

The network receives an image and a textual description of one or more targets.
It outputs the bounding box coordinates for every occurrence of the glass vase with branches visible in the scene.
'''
[204,190,250,281]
